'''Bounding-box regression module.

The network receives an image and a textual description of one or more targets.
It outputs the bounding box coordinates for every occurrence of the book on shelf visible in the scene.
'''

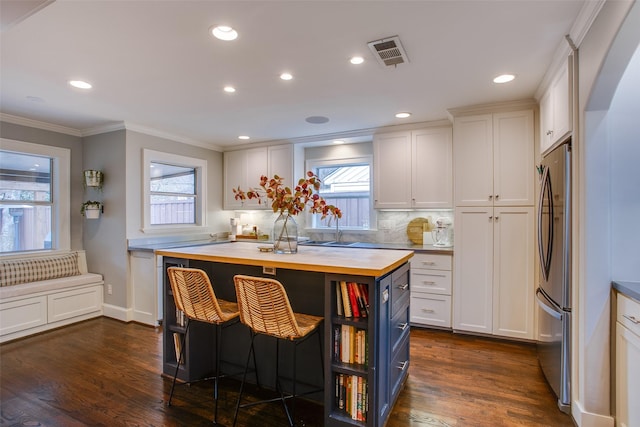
[337,281,369,319]
[339,281,352,317]
[173,332,185,364]
[334,373,367,422]
[336,325,367,366]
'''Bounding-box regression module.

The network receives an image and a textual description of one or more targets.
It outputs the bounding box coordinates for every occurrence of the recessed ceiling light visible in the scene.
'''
[305,116,329,124]
[224,86,236,93]
[69,80,92,89]
[333,140,345,144]
[238,135,250,140]
[280,72,293,81]
[395,112,411,119]
[350,56,364,65]
[211,25,238,41]
[493,74,515,83]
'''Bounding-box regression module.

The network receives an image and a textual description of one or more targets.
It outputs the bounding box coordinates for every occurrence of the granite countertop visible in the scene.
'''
[613,280,640,302]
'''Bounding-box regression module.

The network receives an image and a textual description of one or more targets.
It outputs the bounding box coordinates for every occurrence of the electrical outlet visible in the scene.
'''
[107,284,113,295]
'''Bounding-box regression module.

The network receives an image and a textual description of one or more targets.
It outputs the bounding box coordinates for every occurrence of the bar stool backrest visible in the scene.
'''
[233,275,302,340]
[167,267,227,324]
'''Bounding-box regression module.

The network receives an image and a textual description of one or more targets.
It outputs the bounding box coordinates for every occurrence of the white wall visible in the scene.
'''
[575,0,639,425]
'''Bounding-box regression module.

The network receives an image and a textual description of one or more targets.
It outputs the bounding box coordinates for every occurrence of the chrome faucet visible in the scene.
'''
[335,217,342,243]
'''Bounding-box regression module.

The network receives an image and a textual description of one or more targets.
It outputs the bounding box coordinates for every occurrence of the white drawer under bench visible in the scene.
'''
[410,252,453,329]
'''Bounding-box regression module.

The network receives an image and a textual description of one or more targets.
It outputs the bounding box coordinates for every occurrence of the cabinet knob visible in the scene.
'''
[488,195,493,200]
[495,216,499,221]
[489,216,493,220]
[495,194,499,200]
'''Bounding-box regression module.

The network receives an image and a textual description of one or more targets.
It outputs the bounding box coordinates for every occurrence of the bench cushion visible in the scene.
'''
[0,253,80,287]
[0,273,103,300]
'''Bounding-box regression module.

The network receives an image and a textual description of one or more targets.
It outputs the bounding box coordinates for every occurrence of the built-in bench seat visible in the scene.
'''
[0,251,104,343]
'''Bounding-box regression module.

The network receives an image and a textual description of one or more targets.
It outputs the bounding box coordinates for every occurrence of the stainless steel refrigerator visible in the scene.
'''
[536,140,571,413]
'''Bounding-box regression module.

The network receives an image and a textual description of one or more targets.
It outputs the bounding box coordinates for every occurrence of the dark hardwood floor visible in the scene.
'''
[0,318,575,426]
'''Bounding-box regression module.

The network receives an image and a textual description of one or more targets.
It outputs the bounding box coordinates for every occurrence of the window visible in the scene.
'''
[0,139,70,253]
[143,149,206,231]
[150,162,196,225]
[307,157,372,229]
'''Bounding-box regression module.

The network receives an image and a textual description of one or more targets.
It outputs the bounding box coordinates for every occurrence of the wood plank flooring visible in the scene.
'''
[0,318,575,426]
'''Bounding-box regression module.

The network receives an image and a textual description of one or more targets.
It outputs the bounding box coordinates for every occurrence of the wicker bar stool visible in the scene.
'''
[232,274,324,427]
[166,267,241,424]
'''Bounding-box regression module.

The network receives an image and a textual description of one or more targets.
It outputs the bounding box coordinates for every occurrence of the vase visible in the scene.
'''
[273,211,298,254]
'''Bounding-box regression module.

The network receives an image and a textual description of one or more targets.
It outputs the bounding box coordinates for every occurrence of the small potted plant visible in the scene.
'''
[81,201,103,219]
[83,170,104,189]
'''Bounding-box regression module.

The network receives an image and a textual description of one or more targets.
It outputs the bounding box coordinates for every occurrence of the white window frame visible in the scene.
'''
[142,149,207,233]
[305,155,375,230]
[0,138,70,254]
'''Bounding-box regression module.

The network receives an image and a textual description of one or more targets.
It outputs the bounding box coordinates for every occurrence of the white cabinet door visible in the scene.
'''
[453,207,493,334]
[453,114,494,206]
[267,145,293,185]
[373,131,412,209]
[540,57,572,155]
[492,207,534,339]
[129,250,159,326]
[224,147,268,210]
[493,110,535,206]
[412,127,453,208]
[616,321,640,427]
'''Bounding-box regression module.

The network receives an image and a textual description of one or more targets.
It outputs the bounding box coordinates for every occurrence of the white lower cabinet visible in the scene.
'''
[410,253,452,328]
[616,293,640,427]
[453,206,534,339]
[129,250,162,326]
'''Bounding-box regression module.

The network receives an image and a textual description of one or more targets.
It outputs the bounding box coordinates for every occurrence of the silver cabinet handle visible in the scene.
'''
[397,361,409,371]
[546,130,553,136]
[422,261,436,266]
[421,308,435,313]
[382,289,389,304]
[624,314,640,324]
[397,322,409,331]
[422,281,436,285]
[397,283,409,290]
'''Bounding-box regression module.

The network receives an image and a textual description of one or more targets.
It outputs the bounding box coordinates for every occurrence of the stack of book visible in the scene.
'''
[336,281,369,318]
[333,325,368,366]
[335,373,368,422]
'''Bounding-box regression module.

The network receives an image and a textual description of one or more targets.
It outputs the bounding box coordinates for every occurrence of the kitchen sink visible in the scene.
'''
[301,240,360,247]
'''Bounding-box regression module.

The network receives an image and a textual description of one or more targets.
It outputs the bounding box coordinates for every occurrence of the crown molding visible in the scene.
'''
[447,99,538,119]
[120,122,223,152]
[0,113,83,136]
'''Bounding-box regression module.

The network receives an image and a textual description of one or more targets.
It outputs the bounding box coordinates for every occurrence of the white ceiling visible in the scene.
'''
[0,0,586,150]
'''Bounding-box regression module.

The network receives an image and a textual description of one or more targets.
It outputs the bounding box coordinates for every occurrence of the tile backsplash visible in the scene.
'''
[227,209,454,245]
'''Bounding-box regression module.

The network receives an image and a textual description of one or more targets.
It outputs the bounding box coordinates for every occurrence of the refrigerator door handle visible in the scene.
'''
[537,166,553,282]
[536,288,562,320]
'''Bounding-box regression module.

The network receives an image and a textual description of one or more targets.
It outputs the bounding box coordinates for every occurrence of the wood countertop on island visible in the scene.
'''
[157,241,413,277]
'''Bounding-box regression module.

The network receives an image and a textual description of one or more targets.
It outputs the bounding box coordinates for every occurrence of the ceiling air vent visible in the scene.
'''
[367,35,409,67]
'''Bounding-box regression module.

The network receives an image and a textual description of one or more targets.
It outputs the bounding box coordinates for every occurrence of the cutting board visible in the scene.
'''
[406,217,433,244]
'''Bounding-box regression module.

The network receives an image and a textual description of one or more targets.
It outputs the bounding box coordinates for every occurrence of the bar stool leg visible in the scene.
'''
[213,323,221,424]
[168,319,190,406]
[233,332,257,427]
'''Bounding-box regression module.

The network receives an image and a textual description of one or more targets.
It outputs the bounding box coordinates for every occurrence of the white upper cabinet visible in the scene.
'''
[224,145,293,210]
[540,56,573,154]
[454,109,534,207]
[374,127,453,209]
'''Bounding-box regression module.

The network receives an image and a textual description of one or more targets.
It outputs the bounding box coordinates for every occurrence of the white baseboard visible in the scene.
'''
[102,303,132,322]
[572,399,615,427]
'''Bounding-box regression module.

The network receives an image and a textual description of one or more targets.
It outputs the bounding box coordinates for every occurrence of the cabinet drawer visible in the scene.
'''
[390,305,410,353]
[411,294,452,328]
[411,270,452,295]
[618,294,640,336]
[410,253,451,271]
[389,333,410,400]
[391,263,410,315]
